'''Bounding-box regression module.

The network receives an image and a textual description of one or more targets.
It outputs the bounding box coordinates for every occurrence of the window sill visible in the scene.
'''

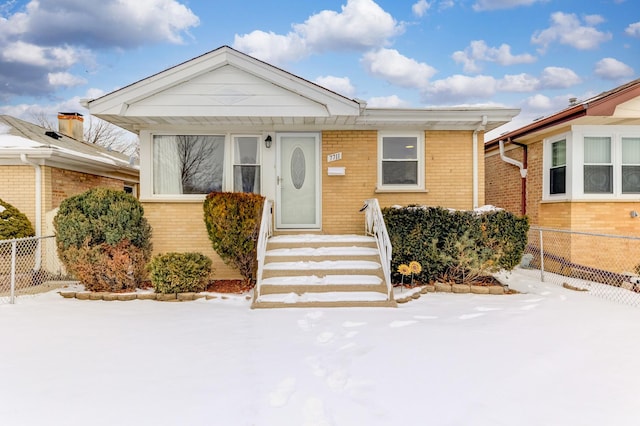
[374,188,429,194]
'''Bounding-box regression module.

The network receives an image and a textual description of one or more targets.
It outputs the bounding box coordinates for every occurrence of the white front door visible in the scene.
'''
[276,133,320,229]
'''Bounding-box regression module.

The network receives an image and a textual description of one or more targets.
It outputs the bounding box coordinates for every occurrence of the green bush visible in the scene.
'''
[383,206,529,284]
[203,192,264,285]
[0,198,35,241]
[54,187,152,291]
[149,252,213,294]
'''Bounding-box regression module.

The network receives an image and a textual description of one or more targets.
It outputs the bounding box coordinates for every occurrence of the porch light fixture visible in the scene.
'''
[631,210,638,218]
[264,135,272,148]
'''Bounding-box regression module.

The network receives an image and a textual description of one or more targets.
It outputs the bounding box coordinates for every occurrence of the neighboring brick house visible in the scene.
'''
[485,78,640,273]
[85,45,519,279]
[0,114,139,274]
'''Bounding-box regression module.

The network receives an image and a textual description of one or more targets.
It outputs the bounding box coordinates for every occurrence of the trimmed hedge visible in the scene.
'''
[54,187,152,291]
[149,252,213,294]
[383,206,529,284]
[0,198,35,241]
[203,192,264,284]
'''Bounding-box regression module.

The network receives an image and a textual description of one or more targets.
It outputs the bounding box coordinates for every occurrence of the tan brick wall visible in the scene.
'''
[485,147,524,214]
[0,166,36,225]
[143,202,242,279]
[321,130,481,234]
[47,167,125,210]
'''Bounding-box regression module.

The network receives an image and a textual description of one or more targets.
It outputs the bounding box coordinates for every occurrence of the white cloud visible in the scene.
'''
[412,0,431,17]
[361,48,437,90]
[452,40,536,73]
[497,73,539,92]
[314,76,356,97]
[0,0,199,100]
[472,0,546,11]
[233,31,307,64]
[594,58,635,80]
[625,22,640,37]
[234,0,403,64]
[525,94,554,111]
[539,66,582,88]
[424,74,497,103]
[366,95,412,108]
[47,72,87,87]
[532,12,612,52]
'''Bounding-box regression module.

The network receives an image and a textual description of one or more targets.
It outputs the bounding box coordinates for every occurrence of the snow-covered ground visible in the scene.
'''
[2,267,640,426]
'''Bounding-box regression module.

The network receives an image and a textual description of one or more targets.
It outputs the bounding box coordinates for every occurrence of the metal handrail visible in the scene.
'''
[255,198,273,295]
[363,198,393,297]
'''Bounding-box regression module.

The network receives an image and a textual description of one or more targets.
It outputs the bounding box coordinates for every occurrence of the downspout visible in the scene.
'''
[498,140,528,215]
[20,154,42,271]
[472,115,487,209]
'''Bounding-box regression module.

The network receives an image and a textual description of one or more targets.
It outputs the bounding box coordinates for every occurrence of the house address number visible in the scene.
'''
[327,152,342,163]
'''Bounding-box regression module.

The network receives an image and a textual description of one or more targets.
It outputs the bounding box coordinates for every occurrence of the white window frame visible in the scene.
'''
[543,132,572,201]
[232,134,262,194]
[140,131,265,201]
[376,131,425,191]
[544,125,640,201]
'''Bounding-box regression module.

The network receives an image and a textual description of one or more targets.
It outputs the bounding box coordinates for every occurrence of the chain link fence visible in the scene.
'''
[523,227,640,307]
[0,235,67,304]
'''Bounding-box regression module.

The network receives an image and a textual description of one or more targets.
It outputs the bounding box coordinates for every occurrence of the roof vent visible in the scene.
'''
[45,130,62,140]
[569,97,578,106]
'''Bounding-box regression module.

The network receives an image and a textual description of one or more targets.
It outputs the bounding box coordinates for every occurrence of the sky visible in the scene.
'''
[2,268,640,425]
[0,0,639,140]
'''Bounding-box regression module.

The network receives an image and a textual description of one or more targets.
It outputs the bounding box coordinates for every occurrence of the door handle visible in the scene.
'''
[277,176,281,185]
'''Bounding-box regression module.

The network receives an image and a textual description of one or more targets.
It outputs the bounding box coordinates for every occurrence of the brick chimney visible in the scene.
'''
[57,112,84,141]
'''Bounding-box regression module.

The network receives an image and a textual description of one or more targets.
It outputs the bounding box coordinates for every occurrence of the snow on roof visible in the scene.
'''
[0,134,44,149]
[0,123,11,134]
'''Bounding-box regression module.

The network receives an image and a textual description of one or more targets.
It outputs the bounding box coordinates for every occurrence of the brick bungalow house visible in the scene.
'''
[84,45,519,307]
[485,78,640,275]
[0,113,139,274]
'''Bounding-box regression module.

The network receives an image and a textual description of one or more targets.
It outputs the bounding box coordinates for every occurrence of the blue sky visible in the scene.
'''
[1,0,638,138]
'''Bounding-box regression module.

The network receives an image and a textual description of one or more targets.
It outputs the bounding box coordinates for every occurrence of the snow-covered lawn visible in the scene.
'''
[2,268,640,426]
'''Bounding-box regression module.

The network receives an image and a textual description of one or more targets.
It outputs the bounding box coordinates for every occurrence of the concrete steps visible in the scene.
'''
[251,234,396,308]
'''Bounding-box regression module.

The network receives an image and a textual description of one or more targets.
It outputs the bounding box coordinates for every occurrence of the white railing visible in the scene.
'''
[255,199,273,295]
[363,198,393,297]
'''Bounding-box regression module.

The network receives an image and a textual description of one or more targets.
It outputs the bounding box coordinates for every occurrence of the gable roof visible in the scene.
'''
[486,77,640,149]
[85,45,519,133]
[0,115,138,180]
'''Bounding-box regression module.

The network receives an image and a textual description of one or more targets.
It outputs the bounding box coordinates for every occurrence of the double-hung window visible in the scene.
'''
[622,137,640,194]
[550,139,566,195]
[153,135,225,195]
[378,132,424,190]
[583,136,612,194]
[233,136,261,193]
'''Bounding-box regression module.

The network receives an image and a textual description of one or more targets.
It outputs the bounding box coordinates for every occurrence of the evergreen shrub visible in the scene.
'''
[54,187,152,291]
[383,206,529,284]
[0,198,35,241]
[149,252,213,294]
[203,192,264,285]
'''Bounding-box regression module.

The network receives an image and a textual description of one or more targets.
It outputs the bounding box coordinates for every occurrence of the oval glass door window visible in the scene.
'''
[290,146,306,189]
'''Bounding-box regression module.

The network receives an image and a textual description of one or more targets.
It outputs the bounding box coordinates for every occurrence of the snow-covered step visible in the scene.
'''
[268,234,377,249]
[253,291,396,308]
[262,260,382,279]
[261,274,383,286]
[266,246,379,262]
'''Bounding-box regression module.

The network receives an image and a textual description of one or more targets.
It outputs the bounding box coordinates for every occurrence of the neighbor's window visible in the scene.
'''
[153,135,225,195]
[233,136,261,193]
[622,137,640,194]
[550,139,566,195]
[583,136,612,194]
[380,134,422,188]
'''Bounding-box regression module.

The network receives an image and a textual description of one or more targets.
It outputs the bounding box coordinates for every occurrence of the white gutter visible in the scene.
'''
[472,115,487,209]
[499,140,528,178]
[20,154,42,271]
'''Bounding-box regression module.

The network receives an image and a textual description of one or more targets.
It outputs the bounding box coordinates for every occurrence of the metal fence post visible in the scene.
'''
[538,228,545,283]
[10,240,17,304]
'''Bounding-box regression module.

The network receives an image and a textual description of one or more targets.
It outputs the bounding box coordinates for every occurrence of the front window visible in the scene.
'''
[583,136,612,194]
[379,133,423,189]
[622,137,640,194]
[153,135,225,195]
[550,139,566,195]
[233,136,261,193]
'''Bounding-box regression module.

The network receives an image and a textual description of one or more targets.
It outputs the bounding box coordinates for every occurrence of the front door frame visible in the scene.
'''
[275,132,321,229]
